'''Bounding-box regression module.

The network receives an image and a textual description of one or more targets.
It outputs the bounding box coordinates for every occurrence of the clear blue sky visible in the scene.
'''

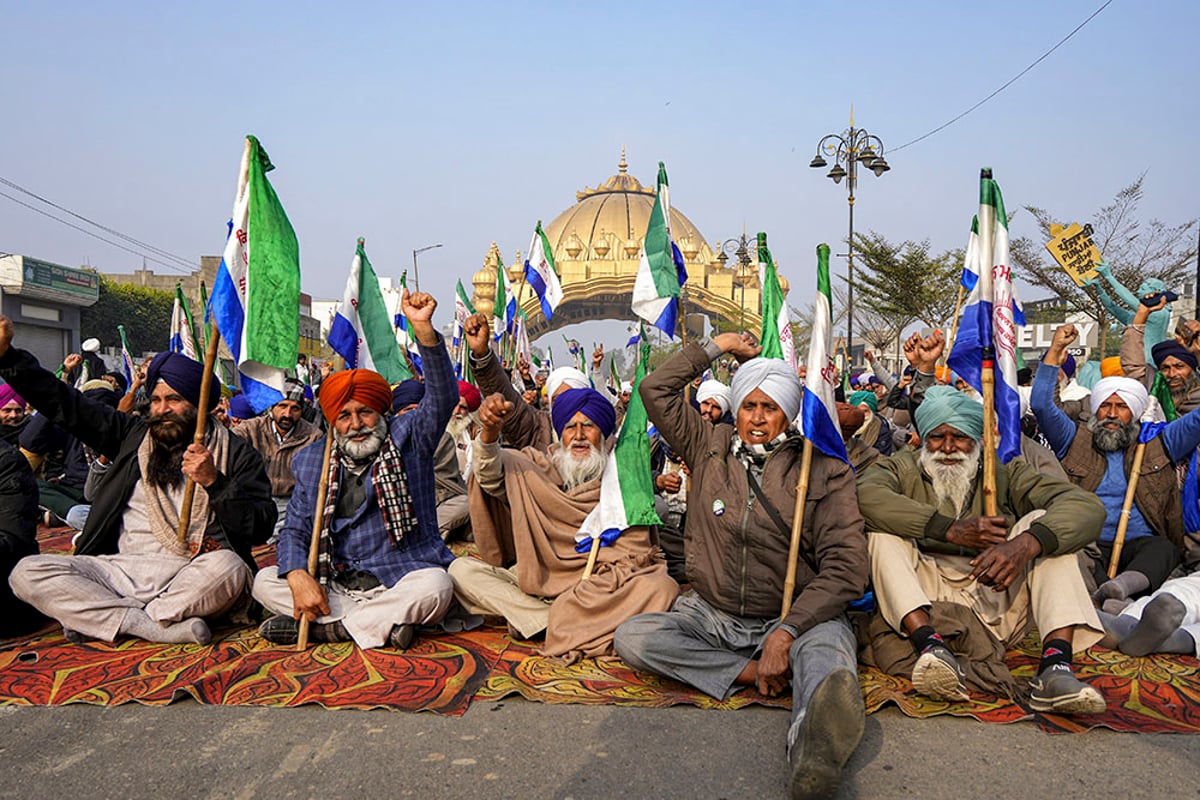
[2,1,1196,348]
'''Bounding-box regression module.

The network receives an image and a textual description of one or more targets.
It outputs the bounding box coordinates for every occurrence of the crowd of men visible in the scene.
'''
[0,283,1198,800]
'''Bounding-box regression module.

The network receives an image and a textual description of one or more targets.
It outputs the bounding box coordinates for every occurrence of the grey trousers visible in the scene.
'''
[252,566,454,649]
[614,591,858,749]
[8,550,251,642]
[436,494,470,539]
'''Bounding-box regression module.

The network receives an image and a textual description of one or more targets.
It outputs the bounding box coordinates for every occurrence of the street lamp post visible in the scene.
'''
[809,115,890,367]
[411,243,443,292]
[717,233,754,332]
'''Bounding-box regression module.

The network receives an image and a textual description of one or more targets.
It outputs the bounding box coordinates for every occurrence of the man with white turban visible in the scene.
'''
[860,384,1108,715]
[695,379,732,424]
[616,333,868,800]
[1035,324,1200,608]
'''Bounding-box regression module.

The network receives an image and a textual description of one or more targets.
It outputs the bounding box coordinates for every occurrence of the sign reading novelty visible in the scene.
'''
[1017,321,1098,350]
[1045,222,1104,287]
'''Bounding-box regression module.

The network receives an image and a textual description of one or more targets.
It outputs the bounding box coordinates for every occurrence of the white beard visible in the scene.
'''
[337,418,388,461]
[919,445,981,516]
[552,441,607,491]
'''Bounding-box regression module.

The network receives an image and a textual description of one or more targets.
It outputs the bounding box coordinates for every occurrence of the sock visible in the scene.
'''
[1095,571,1151,602]
[1120,594,1187,657]
[1038,638,1073,673]
[1101,597,1134,616]
[910,625,945,655]
[119,609,211,644]
[1158,629,1197,655]
[1096,610,1139,646]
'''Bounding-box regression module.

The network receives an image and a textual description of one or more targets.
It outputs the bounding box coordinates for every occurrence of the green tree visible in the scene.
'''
[851,232,962,331]
[80,276,175,356]
[1009,175,1198,354]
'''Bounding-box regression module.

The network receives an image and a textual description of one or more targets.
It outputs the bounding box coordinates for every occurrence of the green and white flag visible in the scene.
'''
[328,238,412,383]
[757,232,796,370]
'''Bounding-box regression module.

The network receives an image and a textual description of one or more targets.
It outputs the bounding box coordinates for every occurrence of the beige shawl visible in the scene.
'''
[136,419,231,558]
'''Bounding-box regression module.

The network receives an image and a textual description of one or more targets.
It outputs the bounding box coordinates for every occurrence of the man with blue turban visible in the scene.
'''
[859,381,1109,716]
[450,386,676,660]
[0,321,276,645]
[615,333,869,800]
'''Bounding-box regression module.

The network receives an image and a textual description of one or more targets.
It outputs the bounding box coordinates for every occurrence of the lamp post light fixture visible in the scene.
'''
[717,233,755,333]
[809,113,890,366]
[411,243,443,292]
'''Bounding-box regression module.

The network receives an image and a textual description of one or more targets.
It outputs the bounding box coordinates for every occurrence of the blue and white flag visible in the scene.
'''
[960,214,1025,325]
[493,253,516,341]
[948,170,1023,463]
[524,221,563,320]
[632,162,687,337]
[169,285,200,360]
[798,244,849,463]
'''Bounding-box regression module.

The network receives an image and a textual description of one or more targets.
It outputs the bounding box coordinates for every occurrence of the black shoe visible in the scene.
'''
[311,620,352,643]
[389,623,415,650]
[258,615,299,645]
[788,669,865,800]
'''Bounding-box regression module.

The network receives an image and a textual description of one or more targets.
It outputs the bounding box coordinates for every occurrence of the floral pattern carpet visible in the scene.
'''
[1,528,1197,732]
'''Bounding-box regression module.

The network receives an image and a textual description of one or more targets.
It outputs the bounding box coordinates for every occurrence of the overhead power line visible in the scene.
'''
[890,0,1114,153]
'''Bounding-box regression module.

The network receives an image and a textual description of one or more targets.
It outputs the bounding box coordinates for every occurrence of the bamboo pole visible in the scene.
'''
[581,535,602,582]
[781,439,815,618]
[941,284,967,369]
[297,430,337,650]
[177,328,223,544]
[980,362,999,516]
[1108,442,1146,579]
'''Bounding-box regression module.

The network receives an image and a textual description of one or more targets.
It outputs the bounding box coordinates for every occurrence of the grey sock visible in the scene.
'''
[1158,628,1197,655]
[1102,597,1134,615]
[119,609,212,644]
[1096,610,1139,648]
[1120,594,1187,657]
[1095,571,1151,602]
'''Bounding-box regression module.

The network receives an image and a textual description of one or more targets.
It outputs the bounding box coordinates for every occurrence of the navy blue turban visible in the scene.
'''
[551,387,616,439]
[1151,340,1198,371]
[391,379,426,413]
[228,394,256,420]
[145,351,217,411]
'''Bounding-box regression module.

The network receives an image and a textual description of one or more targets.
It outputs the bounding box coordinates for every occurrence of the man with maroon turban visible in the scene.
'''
[0,318,276,644]
[253,290,461,650]
[450,386,677,661]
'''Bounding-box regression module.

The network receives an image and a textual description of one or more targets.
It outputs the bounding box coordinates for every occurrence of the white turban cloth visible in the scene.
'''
[696,380,732,413]
[730,358,803,421]
[547,367,590,400]
[1089,376,1149,420]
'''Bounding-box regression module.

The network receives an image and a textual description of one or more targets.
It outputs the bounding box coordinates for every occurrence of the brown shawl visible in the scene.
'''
[469,445,678,662]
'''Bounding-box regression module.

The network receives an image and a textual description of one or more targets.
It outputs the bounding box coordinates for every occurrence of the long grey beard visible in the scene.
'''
[919,446,982,516]
[1088,415,1137,452]
[336,418,388,464]
[447,412,477,440]
[552,442,607,492]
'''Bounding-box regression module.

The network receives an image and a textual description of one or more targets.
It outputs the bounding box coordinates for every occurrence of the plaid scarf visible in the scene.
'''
[316,433,418,585]
[730,428,792,475]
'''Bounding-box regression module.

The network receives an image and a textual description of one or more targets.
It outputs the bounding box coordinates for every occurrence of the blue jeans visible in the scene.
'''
[615,590,858,749]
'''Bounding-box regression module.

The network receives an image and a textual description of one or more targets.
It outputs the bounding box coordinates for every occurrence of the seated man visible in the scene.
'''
[447,379,482,480]
[253,290,459,649]
[615,334,868,800]
[0,438,44,637]
[233,379,323,537]
[1099,574,1200,657]
[1034,324,1200,604]
[695,379,732,425]
[1122,294,1200,414]
[391,379,470,540]
[0,383,28,446]
[0,327,275,644]
[848,388,893,456]
[450,387,677,660]
[860,385,1108,714]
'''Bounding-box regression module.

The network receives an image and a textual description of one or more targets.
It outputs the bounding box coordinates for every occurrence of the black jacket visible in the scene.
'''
[0,439,38,559]
[0,347,276,569]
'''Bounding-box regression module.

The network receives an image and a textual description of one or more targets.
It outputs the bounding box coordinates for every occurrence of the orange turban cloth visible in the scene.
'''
[318,369,393,422]
[934,366,952,383]
[1100,356,1123,378]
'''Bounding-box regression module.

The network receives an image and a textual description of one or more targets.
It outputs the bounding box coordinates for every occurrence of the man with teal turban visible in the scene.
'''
[848,389,893,456]
[857,385,1110,716]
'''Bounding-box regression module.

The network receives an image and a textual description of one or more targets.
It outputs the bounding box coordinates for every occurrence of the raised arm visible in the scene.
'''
[1031,325,1081,458]
[465,313,543,448]
[391,289,457,454]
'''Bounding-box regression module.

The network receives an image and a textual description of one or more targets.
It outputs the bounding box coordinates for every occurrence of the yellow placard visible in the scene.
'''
[1045,222,1103,287]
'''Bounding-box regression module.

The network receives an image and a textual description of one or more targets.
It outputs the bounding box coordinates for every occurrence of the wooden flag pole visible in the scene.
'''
[941,284,967,369]
[297,430,336,650]
[980,360,999,516]
[177,328,223,544]
[1108,442,1146,579]
[581,536,602,582]
[781,439,815,618]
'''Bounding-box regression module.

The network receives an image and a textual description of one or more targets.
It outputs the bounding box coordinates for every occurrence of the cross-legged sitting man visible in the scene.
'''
[859,385,1108,714]
[253,290,459,650]
[614,333,869,800]
[0,319,276,644]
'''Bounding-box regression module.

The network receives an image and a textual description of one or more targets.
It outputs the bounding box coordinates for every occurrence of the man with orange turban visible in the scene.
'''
[253,290,463,650]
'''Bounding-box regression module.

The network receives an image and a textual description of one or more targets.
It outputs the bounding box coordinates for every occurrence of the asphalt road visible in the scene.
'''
[1,699,1196,799]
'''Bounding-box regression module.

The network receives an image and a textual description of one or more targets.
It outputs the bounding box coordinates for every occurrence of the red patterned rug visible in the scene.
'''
[3,527,1197,731]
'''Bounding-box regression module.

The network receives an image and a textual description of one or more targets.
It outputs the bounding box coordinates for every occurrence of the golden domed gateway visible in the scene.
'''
[471,150,776,339]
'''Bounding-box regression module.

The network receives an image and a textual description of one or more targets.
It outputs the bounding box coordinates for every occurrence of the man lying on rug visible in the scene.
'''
[0,319,276,644]
[450,387,677,661]
[1098,573,1200,657]
[858,385,1109,714]
[614,334,869,800]
[253,290,459,650]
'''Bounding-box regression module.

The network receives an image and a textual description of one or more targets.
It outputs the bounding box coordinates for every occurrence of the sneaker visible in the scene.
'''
[388,623,415,650]
[787,669,865,800]
[911,645,969,702]
[1029,665,1106,715]
[257,615,299,645]
[311,620,351,643]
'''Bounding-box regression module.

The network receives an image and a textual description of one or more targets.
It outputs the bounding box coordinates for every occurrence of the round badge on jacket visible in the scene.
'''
[712,499,725,516]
